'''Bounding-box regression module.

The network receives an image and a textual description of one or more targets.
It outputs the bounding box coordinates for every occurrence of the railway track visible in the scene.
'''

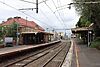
[42,42,70,67]
[2,42,63,67]
[3,40,70,67]
[25,41,70,67]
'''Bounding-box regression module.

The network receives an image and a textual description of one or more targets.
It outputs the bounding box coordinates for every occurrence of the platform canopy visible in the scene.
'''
[21,31,54,35]
[71,27,93,33]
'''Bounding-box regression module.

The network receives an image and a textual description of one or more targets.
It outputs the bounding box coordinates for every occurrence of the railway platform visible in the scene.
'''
[0,40,60,58]
[71,38,100,67]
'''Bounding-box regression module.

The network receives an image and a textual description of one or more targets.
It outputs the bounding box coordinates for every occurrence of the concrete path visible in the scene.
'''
[71,38,100,67]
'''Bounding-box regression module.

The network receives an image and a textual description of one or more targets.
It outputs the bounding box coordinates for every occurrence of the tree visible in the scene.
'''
[9,22,20,37]
[0,26,4,38]
[73,0,100,26]
[73,0,100,36]
[0,22,20,38]
[76,16,91,27]
[0,26,9,37]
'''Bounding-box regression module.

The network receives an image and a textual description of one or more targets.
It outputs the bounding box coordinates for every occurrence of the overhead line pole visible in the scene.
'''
[36,0,38,13]
[19,0,38,13]
[0,1,54,29]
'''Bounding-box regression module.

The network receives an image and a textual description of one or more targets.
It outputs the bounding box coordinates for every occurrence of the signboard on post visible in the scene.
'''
[4,37,13,46]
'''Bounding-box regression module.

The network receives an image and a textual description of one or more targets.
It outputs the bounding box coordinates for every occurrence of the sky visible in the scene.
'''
[0,0,80,36]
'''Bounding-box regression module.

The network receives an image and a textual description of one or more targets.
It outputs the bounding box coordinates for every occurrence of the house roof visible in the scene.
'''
[0,17,45,31]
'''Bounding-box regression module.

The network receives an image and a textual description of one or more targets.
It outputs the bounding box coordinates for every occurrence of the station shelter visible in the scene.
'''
[71,27,93,46]
[19,32,54,45]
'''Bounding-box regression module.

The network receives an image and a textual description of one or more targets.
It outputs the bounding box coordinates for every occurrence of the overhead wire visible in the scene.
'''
[0,1,54,30]
[52,0,66,29]
[20,0,36,4]
[21,0,63,29]
[38,0,49,4]
[19,0,55,29]
[20,0,56,30]
[58,0,68,30]
[31,8,54,29]
[19,0,66,31]
[20,0,49,4]
[43,1,64,27]
[54,7,68,13]
[39,9,55,30]
[56,0,68,34]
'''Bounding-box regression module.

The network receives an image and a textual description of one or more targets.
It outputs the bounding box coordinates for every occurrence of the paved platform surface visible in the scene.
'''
[71,38,100,67]
[0,45,35,55]
[0,40,60,56]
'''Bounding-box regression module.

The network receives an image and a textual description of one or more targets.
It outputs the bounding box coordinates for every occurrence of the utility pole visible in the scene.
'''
[19,0,38,13]
[36,0,38,13]
[26,17,27,31]
[16,22,19,46]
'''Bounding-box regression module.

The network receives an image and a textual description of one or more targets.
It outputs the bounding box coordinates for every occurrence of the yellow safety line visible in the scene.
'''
[75,43,80,67]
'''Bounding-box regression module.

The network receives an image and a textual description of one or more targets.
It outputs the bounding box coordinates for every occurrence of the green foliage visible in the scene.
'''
[0,26,8,37]
[73,0,100,28]
[91,38,100,49]
[0,26,3,37]
[76,16,91,27]
[94,27,100,37]
[85,21,91,27]
[0,22,20,37]
[8,22,20,37]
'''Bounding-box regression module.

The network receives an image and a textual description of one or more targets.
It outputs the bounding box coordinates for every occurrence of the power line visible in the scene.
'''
[57,0,70,33]
[52,0,66,29]
[39,9,55,29]
[20,0,66,30]
[55,1,100,12]
[56,4,67,8]
[54,6,70,13]
[44,1,64,28]
[39,0,49,4]
[21,0,67,30]
[20,0,49,4]
[67,1,100,10]
[19,8,35,11]
[54,0,71,12]
[20,0,36,4]
[0,1,54,30]
[19,0,38,13]
[69,1,100,5]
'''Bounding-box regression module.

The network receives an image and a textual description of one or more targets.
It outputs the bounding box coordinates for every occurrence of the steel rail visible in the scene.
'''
[4,42,63,67]
[41,43,66,67]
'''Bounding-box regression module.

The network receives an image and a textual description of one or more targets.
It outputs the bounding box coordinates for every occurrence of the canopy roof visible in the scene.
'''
[71,27,93,33]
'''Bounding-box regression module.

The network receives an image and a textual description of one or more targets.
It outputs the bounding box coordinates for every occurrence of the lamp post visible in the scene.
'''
[88,31,92,47]
[89,31,92,45]
[16,23,18,46]
[46,28,49,32]
[26,17,27,31]
[16,18,20,46]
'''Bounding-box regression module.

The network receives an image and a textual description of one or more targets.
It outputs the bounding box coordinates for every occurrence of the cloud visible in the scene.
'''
[0,0,80,34]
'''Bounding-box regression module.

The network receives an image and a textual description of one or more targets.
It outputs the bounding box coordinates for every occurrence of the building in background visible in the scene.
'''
[0,17,45,45]
[0,17,44,33]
